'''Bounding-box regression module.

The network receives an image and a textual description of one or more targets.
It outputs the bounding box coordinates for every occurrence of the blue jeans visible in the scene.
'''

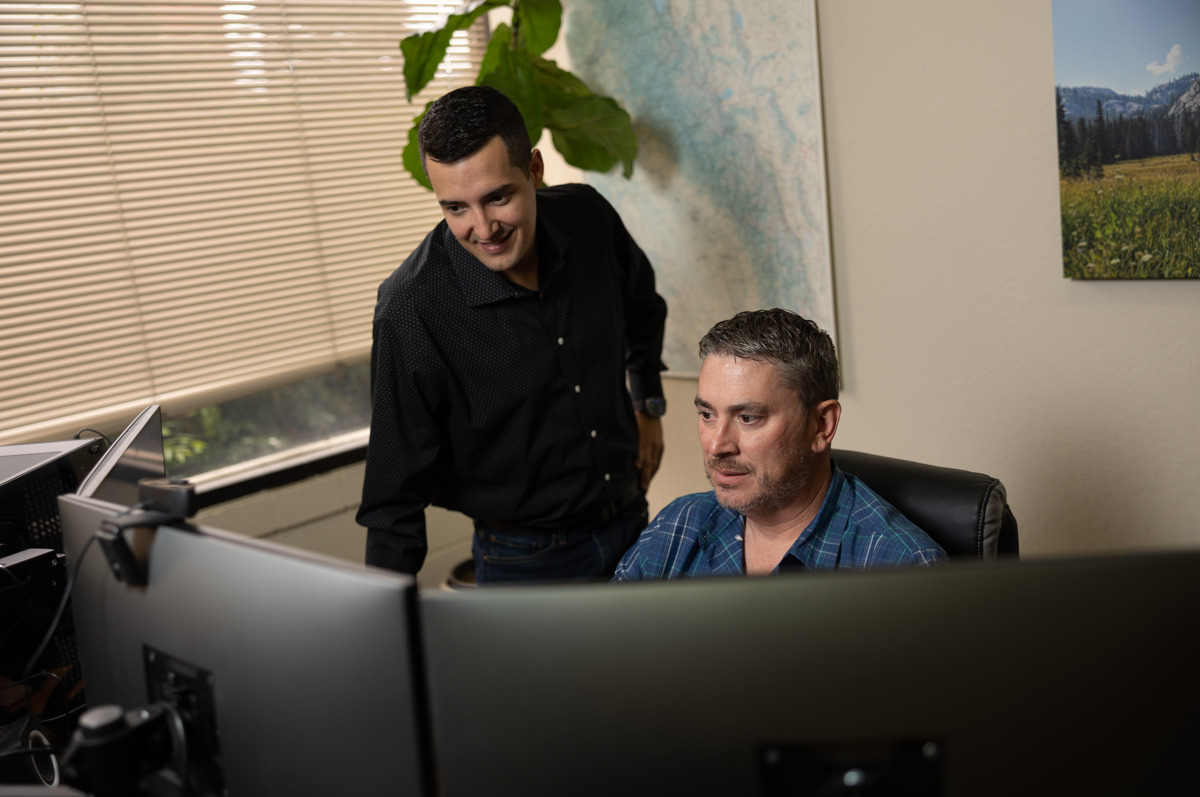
[473,505,649,585]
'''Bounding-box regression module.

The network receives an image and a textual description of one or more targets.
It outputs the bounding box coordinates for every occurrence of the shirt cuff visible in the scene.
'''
[628,370,665,404]
[365,528,427,575]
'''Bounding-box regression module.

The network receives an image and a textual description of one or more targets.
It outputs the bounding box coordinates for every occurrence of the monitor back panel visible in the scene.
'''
[421,556,1200,796]
[59,494,426,797]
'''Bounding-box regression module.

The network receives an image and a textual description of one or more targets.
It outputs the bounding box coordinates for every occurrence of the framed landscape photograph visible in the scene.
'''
[1052,0,1200,279]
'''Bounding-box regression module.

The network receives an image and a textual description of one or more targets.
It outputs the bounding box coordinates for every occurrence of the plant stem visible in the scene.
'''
[511,0,521,50]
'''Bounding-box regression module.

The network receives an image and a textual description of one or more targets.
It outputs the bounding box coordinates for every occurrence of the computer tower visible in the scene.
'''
[0,438,107,735]
[0,439,107,557]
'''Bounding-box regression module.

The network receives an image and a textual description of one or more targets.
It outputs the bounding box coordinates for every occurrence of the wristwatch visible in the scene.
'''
[633,397,667,417]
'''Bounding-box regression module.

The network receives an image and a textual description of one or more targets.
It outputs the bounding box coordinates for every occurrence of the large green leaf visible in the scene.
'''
[549,127,618,174]
[400,0,506,102]
[515,0,561,56]
[477,20,511,84]
[402,102,435,190]
[531,53,593,105]
[544,95,637,178]
[477,23,544,144]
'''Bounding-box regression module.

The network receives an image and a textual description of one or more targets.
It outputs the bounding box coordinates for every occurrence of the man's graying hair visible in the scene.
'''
[698,309,839,411]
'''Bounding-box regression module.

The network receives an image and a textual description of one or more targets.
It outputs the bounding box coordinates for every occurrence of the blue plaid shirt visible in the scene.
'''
[613,461,947,581]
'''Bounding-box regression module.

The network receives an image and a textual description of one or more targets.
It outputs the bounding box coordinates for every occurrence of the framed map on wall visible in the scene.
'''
[566,0,834,375]
[1053,0,1200,279]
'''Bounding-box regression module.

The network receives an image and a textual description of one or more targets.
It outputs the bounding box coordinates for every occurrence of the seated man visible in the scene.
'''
[614,309,946,580]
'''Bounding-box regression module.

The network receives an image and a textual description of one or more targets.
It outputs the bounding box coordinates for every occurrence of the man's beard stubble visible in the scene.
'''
[705,445,812,516]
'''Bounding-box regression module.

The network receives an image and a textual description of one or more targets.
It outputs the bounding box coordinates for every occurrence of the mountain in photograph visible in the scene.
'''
[1168,75,1200,121]
[1059,72,1199,119]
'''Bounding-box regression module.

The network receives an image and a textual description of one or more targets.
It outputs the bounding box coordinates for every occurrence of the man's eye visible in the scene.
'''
[698,410,713,420]
[490,193,510,204]
[446,205,465,214]
[738,415,757,424]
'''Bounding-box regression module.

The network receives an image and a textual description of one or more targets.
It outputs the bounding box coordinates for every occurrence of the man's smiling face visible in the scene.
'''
[425,135,544,287]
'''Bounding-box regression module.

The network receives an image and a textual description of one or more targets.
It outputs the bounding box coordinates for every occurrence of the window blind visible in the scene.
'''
[0,0,486,444]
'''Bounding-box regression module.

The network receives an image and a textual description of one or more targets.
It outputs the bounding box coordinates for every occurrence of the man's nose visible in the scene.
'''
[471,208,498,241]
[706,418,738,457]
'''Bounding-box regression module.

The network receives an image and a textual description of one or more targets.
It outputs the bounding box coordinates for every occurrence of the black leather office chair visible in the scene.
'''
[833,449,1019,560]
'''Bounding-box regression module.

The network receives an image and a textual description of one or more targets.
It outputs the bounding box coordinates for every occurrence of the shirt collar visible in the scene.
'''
[778,461,849,572]
[445,211,571,308]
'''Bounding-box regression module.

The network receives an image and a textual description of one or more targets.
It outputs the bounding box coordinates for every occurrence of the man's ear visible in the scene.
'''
[810,399,842,454]
[529,148,545,190]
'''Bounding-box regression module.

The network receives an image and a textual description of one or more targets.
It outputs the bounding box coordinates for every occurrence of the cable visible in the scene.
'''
[38,701,87,725]
[0,746,62,763]
[0,673,67,723]
[0,671,65,695]
[23,533,98,680]
[73,428,110,446]
[0,561,32,654]
[21,502,151,679]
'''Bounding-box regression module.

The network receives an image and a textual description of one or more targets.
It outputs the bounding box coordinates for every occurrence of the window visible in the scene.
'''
[162,361,369,479]
[0,0,487,449]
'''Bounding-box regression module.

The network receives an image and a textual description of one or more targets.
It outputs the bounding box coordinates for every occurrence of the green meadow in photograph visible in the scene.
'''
[1059,154,1200,279]
[1052,0,1200,279]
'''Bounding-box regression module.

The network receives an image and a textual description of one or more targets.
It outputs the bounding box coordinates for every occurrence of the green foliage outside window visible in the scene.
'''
[399,0,637,189]
[162,364,371,478]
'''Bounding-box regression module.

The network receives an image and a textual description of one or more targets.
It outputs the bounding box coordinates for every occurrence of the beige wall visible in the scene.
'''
[811,0,1200,555]
[194,462,475,590]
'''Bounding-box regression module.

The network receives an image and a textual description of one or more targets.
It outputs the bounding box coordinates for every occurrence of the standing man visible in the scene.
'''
[358,86,668,584]
[615,309,945,580]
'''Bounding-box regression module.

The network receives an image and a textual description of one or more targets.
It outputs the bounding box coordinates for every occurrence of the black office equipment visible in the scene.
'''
[0,438,105,729]
[421,555,1200,796]
[0,712,59,787]
[0,438,106,559]
[58,702,186,797]
[57,492,429,797]
[0,548,66,676]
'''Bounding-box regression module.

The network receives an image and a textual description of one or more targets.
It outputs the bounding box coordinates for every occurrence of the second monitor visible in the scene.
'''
[421,554,1200,796]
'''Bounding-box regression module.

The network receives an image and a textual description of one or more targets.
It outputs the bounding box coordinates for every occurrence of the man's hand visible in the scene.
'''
[634,412,665,491]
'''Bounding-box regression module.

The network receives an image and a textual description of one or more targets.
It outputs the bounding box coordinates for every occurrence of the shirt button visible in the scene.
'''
[604,473,611,481]
[590,430,597,438]
[557,337,564,345]
[574,385,581,393]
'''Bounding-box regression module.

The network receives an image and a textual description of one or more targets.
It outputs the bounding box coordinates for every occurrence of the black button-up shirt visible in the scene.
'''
[358,184,668,574]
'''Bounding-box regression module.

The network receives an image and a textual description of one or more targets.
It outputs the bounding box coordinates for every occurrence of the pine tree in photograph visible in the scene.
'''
[1056,88,1082,177]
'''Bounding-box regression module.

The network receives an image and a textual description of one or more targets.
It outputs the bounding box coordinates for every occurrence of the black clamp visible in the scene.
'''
[97,479,197,587]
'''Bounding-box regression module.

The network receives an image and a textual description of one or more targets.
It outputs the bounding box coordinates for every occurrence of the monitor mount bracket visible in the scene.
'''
[97,479,197,587]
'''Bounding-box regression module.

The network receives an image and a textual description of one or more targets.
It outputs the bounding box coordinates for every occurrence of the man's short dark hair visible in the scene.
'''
[417,86,532,177]
[698,308,839,410]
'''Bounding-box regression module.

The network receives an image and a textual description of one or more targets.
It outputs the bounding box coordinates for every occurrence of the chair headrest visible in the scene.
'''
[833,450,1018,560]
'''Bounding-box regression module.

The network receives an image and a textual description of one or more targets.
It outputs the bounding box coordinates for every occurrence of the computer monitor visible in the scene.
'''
[58,493,429,797]
[75,405,164,506]
[420,555,1200,796]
